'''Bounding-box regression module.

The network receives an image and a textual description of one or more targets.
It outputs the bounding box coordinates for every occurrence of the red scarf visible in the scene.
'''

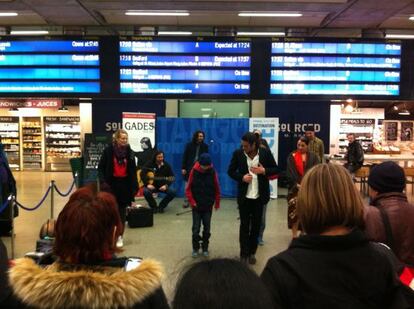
[294,151,306,177]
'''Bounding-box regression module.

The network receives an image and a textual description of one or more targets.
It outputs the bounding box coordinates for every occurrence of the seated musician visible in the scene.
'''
[141,150,176,213]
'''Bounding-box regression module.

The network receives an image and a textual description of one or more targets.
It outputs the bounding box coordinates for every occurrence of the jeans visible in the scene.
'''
[239,198,264,257]
[192,210,212,251]
[258,203,268,241]
[143,187,176,210]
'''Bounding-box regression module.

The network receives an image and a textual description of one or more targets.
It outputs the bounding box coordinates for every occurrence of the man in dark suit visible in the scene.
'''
[228,132,279,265]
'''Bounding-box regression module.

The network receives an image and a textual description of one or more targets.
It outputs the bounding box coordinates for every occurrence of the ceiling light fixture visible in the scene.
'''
[158,31,192,36]
[236,31,285,36]
[238,12,302,17]
[398,103,410,115]
[409,16,414,20]
[385,34,414,39]
[0,12,18,17]
[10,30,49,35]
[58,106,69,112]
[125,11,189,16]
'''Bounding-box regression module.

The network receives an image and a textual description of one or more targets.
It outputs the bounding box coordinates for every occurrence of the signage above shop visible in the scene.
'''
[0,98,62,108]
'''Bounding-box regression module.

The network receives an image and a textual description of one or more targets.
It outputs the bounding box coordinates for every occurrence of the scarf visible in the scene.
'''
[113,144,128,165]
[294,151,306,178]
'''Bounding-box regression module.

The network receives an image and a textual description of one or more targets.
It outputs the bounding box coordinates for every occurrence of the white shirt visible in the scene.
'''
[245,151,259,199]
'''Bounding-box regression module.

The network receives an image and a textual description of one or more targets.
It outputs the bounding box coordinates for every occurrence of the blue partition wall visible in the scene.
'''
[156,118,248,197]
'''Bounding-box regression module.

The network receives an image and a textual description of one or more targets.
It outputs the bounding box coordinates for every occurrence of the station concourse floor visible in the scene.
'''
[0,172,296,299]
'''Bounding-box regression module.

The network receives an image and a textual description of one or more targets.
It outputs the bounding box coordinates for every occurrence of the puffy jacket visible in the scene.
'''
[364,192,414,266]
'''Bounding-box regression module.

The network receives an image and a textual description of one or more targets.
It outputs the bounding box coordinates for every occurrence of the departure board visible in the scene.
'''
[270,40,401,96]
[119,39,251,95]
[0,40,100,94]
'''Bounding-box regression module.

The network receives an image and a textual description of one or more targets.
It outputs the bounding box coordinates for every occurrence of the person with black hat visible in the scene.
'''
[304,125,325,163]
[365,161,414,266]
[186,153,220,258]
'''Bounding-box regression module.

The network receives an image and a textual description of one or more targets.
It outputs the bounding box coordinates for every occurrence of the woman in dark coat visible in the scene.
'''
[286,136,319,238]
[98,129,138,248]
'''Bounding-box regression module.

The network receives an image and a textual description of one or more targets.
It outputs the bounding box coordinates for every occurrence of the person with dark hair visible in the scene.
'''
[286,135,320,238]
[261,163,414,309]
[365,161,414,266]
[173,258,273,309]
[228,132,279,264]
[181,130,208,208]
[304,124,325,163]
[185,153,220,257]
[8,187,169,309]
[0,135,17,237]
[135,137,157,169]
[142,150,175,213]
[344,133,364,173]
[98,129,138,248]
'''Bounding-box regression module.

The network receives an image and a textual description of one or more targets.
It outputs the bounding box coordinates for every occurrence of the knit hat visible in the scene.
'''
[368,161,406,193]
[198,153,212,166]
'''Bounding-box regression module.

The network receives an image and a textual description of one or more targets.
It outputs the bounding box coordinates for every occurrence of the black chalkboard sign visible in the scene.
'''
[83,133,111,183]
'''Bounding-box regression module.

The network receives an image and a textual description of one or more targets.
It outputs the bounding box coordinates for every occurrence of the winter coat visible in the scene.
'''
[345,140,364,168]
[364,192,414,266]
[9,257,169,309]
[286,151,320,196]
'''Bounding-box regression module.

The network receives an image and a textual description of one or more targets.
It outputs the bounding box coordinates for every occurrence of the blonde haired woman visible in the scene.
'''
[262,164,412,308]
[98,129,138,248]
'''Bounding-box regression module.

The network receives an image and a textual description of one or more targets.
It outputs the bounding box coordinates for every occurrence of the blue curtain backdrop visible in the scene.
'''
[156,118,248,197]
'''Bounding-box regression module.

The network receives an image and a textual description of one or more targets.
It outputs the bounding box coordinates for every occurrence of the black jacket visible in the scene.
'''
[261,229,412,309]
[9,257,169,309]
[141,160,174,189]
[98,144,138,203]
[286,151,320,195]
[227,148,279,205]
[182,142,208,180]
[345,140,364,167]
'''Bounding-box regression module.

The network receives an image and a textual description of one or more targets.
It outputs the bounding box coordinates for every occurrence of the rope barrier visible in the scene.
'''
[53,179,76,197]
[0,195,12,215]
[15,185,52,211]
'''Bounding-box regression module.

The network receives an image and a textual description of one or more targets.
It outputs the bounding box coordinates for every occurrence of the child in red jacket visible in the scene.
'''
[186,153,220,257]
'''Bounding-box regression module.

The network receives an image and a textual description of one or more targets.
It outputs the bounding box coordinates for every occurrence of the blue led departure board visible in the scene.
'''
[0,40,100,94]
[270,39,401,96]
[119,39,251,95]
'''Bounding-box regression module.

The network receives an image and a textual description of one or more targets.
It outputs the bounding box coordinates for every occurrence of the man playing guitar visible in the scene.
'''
[141,150,176,213]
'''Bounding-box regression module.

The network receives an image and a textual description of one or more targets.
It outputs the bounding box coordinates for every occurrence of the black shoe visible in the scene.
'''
[152,208,158,213]
[240,256,249,264]
[248,255,257,265]
[158,207,164,213]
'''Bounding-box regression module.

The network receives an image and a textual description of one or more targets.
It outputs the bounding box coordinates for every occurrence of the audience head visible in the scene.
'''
[192,130,205,144]
[346,133,356,143]
[304,125,315,140]
[173,258,273,309]
[368,161,406,196]
[54,186,122,264]
[241,132,259,155]
[152,150,164,164]
[297,136,310,153]
[198,153,212,168]
[113,129,128,147]
[297,163,365,235]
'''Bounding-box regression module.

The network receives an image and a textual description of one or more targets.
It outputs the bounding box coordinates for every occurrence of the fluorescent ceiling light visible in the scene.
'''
[409,16,414,20]
[125,11,189,16]
[238,12,302,17]
[79,97,92,100]
[398,109,410,115]
[237,31,285,36]
[10,30,49,35]
[0,12,17,17]
[158,31,192,36]
[385,34,414,39]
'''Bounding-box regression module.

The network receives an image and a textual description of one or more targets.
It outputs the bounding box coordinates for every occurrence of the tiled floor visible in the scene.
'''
[0,171,293,300]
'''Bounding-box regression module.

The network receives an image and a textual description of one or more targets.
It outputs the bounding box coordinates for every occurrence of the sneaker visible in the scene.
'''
[202,251,209,257]
[192,250,198,258]
[248,255,257,265]
[116,236,124,248]
[258,238,265,246]
[158,207,164,213]
[183,203,189,209]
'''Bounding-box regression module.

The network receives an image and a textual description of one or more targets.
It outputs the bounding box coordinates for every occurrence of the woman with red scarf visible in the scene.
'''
[98,129,138,248]
[286,136,320,238]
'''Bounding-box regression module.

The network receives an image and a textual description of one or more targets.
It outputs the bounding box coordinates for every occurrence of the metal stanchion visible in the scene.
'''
[75,172,79,189]
[97,177,100,192]
[10,195,15,259]
[50,180,55,219]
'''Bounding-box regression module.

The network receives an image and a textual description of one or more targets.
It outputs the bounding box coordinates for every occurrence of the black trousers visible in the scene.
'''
[238,198,264,258]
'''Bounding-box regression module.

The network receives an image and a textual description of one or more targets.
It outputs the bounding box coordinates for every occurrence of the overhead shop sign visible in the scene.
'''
[0,98,62,108]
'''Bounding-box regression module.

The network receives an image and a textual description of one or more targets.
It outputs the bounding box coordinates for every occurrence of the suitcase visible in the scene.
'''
[127,206,153,228]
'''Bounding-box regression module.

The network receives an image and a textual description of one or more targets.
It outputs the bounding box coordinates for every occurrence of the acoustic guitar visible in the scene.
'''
[137,169,175,188]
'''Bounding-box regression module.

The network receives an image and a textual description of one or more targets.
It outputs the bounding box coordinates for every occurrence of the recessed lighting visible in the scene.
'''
[10,30,49,35]
[158,31,192,36]
[125,11,189,16]
[385,34,414,39]
[238,12,302,17]
[237,31,285,36]
[0,12,18,17]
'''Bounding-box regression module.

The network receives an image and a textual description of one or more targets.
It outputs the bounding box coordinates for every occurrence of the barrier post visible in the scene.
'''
[75,172,79,189]
[10,195,15,259]
[97,177,100,192]
[50,180,55,219]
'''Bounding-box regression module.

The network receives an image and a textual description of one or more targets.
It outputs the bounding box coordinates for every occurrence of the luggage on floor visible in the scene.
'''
[127,205,153,228]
